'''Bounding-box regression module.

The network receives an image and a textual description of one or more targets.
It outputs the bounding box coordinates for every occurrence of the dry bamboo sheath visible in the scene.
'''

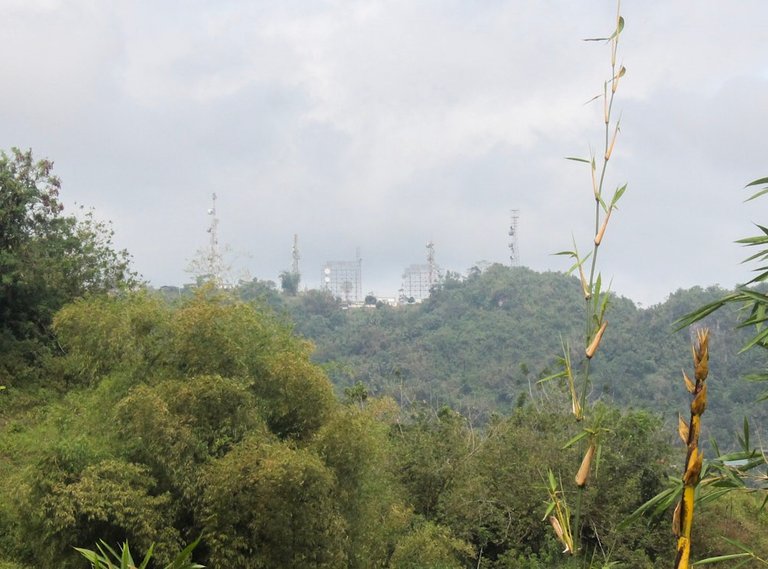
[673,329,709,569]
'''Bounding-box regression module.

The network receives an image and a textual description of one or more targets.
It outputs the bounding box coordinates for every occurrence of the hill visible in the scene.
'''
[284,264,767,448]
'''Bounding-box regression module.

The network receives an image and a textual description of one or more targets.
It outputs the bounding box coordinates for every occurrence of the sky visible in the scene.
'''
[2,1,767,306]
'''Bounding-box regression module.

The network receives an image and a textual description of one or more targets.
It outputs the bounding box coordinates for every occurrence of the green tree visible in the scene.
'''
[0,148,135,381]
[200,437,347,568]
[312,400,408,568]
[279,270,301,296]
[389,522,473,569]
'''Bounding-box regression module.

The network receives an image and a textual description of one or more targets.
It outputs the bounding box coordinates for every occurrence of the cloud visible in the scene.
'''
[1,1,767,305]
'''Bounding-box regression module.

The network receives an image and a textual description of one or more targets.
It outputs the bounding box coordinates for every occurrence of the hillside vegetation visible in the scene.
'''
[283,264,767,449]
[3,149,768,567]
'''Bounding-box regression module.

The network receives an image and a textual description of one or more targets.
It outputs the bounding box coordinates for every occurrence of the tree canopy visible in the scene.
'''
[0,148,135,382]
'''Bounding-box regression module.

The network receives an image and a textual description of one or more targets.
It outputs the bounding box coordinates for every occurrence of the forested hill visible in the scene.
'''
[283,264,766,447]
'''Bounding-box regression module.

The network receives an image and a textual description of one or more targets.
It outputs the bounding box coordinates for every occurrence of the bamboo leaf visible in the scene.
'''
[562,430,590,449]
[738,326,768,353]
[537,370,567,384]
[745,176,768,188]
[674,294,741,330]
[709,436,721,457]
[745,187,768,202]
[692,552,752,565]
[615,16,625,37]
[610,183,628,208]
[721,537,756,554]
[743,417,750,451]
[617,484,680,529]
[759,493,768,513]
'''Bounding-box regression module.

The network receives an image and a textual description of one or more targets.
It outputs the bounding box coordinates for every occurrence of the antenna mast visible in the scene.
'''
[206,192,222,285]
[292,234,301,276]
[426,241,437,287]
[509,209,520,266]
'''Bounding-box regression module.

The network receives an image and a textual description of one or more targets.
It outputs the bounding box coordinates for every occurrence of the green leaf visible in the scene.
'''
[138,543,154,569]
[674,294,739,330]
[743,417,750,451]
[565,157,591,164]
[614,16,625,38]
[537,370,567,384]
[542,500,556,520]
[709,436,721,457]
[562,430,590,449]
[721,537,756,554]
[738,325,768,353]
[610,183,628,208]
[692,552,752,565]
[745,187,768,202]
[617,484,680,529]
[745,176,768,188]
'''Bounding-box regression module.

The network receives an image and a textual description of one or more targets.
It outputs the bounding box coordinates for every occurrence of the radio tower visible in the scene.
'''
[206,192,223,285]
[426,241,437,286]
[508,209,520,266]
[292,234,300,277]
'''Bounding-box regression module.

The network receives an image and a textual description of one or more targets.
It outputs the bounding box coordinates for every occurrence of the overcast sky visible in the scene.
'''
[2,1,767,306]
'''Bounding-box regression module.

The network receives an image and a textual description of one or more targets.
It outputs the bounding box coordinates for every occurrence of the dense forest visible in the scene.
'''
[275,265,768,450]
[2,147,768,567]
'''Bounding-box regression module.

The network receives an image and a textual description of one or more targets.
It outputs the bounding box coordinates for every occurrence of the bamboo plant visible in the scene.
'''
[673,328,709,569]
[540,1,628,557]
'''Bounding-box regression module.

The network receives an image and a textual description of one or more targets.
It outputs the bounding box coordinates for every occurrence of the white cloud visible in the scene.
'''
[1,1,767,304]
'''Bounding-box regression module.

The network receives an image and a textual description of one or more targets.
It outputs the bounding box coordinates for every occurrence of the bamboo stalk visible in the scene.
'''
[673,329,709,569]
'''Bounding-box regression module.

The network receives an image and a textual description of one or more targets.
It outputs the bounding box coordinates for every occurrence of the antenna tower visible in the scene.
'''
[508,209,520,266]
[206,192,223,285]
[292,234,301,276]
[426,241,437,286]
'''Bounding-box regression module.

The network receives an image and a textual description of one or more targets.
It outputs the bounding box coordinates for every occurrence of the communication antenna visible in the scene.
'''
[206,192,222,285]
[292,234,301,276]
[356,247,363,301]
[508,209,520,266]
[426,241,437,286]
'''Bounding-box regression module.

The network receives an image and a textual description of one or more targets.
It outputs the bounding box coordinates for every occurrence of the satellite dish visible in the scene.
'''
[207,209,214,215]
[324,268,331,275]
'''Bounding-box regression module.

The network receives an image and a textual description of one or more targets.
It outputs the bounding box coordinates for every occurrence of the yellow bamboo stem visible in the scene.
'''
[673,329,709,569]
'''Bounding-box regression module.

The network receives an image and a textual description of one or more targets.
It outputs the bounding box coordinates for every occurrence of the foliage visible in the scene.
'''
[388,522,474,569]
[678,177,768,393]
[75,537,203,569]
[628,177,768,566]
[18,458,180,569]
[1,290,355,567]
[2,280,767,566]
[288,265,767,450]
[200,437,347,569]
[280,270,301,296]
[0,148,135,383]
[312,402,407,567]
